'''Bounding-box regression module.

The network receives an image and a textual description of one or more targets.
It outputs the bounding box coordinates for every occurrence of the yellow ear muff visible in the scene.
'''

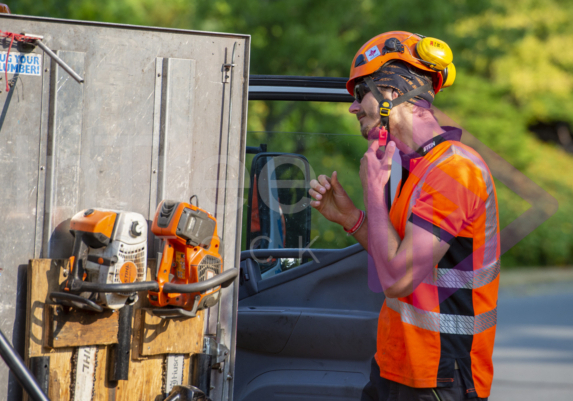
[415,37,453,71]
[441,63,456,88]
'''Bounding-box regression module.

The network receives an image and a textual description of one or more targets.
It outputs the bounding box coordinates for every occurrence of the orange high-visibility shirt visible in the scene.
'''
[376,127,500,398]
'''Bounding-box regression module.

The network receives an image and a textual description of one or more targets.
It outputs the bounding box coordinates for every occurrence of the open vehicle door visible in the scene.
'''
[234,76,402,401]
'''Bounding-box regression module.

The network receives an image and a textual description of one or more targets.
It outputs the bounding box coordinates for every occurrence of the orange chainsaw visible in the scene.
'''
[148,198,238,318]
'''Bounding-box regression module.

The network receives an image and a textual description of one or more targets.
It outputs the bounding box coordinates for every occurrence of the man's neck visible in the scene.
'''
[392,117,444,154]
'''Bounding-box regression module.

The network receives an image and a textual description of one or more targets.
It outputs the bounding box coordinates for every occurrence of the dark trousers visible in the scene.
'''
[361,357,488,401]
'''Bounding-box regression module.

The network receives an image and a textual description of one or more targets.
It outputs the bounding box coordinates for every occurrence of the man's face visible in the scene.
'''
[349,84,395,140]
[349,87,380,139]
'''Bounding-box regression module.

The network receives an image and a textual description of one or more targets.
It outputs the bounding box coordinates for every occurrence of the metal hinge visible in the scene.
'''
[203,335,229,371]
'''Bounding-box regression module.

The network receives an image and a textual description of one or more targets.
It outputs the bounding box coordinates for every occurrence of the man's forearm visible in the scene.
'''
[352,217,368,248]
[358,199,412,296]
[346,205,401,256]
[367,202,402,266]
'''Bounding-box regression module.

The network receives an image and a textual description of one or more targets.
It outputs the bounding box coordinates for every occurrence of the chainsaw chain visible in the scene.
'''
[70,346,98,401]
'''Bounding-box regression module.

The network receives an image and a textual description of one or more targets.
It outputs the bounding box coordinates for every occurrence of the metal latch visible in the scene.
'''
[203,335,229,371]
[23,32,84,83]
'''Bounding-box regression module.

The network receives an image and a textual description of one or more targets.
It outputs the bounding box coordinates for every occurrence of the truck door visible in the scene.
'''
[233,76,400,401]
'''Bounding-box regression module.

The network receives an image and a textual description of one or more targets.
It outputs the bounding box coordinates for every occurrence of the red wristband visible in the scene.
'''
[344,210,365,235]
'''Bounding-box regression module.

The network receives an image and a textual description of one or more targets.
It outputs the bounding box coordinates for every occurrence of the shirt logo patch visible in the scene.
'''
[365,46,381,62]
[423,142,436,153]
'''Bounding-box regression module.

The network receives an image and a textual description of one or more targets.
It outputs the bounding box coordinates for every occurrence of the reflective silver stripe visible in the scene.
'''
[473,259,500,288]
[386,298,441,332]
[440,313,475,335]
[386,298,497,335]
[474,308,498,333]
[423,259,500,289]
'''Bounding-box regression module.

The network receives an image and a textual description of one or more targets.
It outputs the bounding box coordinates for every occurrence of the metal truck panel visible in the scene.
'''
[0,14,249,401]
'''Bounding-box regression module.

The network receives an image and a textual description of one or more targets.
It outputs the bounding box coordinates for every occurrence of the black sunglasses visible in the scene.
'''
[353,82,370,103]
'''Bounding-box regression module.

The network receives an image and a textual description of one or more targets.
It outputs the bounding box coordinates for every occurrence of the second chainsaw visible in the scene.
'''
[149,198,235,318]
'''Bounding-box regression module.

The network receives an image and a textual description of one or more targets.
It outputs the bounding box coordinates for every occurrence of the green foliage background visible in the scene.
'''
[13,0,573,267]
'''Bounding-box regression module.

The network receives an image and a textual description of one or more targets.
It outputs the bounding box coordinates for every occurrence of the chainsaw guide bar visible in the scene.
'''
[70,346,98,401]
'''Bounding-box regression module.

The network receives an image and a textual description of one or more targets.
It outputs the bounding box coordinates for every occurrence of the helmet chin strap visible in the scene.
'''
[363,76,432,148]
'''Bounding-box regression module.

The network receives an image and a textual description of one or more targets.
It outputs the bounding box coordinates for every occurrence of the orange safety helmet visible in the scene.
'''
[347,31,455,96]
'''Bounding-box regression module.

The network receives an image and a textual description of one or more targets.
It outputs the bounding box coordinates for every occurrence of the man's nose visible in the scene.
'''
[349,100,361,114]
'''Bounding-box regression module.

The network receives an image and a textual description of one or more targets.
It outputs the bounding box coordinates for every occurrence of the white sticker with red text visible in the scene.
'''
[365,46,381,62]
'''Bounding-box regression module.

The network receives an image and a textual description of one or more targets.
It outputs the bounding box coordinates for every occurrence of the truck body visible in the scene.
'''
[0,14,249,401]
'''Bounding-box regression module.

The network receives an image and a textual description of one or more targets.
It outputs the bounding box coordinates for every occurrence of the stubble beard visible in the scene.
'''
[360,115,380,139]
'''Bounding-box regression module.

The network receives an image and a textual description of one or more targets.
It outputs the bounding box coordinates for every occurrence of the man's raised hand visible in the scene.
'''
[309,172,361,230]
[360,141,396,208]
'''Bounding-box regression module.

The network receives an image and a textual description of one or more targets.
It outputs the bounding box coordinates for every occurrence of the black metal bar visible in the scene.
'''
[29,357,50,396]
[108,304,133,381]
[0,329,50,401]
[249,75,348,88]
[249,92,354,102]
[246,144,267,154]
[49,292,103,312]
[163,268,238,294]
[240,248,336,261]
[248,75,354,102]
[70,280,159,293]
[190,353,212,396]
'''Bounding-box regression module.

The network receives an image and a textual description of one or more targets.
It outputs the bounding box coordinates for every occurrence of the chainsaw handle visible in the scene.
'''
[70,280,160,293]
[163,268,238,294]
[49,292,103,313]
[70,232,89,281]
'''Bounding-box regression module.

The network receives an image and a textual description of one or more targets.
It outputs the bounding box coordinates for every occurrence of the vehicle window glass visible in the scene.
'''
[242,100,367,252]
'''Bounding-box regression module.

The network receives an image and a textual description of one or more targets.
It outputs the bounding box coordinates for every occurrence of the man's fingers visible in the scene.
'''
[383,141,396,164]
[368,139,380,153]
[331,171,340,189]
[310,178,327,194]
[308,188,322,200]
[318,174,331,190]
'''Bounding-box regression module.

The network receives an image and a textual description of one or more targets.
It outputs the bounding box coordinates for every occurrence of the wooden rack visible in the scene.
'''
[24,259,205,401]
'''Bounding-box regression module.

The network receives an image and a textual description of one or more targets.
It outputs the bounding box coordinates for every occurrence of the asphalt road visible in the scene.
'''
[490,270,573,400]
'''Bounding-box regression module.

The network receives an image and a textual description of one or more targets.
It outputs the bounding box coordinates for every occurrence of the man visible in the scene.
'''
[309,31,500,401]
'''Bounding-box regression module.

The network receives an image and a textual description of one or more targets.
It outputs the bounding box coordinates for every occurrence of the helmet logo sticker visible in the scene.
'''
[365,46,381,62]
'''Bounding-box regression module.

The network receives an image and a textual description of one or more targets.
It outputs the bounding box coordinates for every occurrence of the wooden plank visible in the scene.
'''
[24,259,74,401]
[44,305,119,348]
[116,261,185,401]
[24,260,204,401]
[182,354,191,390]
[139,310,204,356]
[115,355,165,401]
[25,259,73,357]
[46,350,73,400]
[116,262,203,399]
